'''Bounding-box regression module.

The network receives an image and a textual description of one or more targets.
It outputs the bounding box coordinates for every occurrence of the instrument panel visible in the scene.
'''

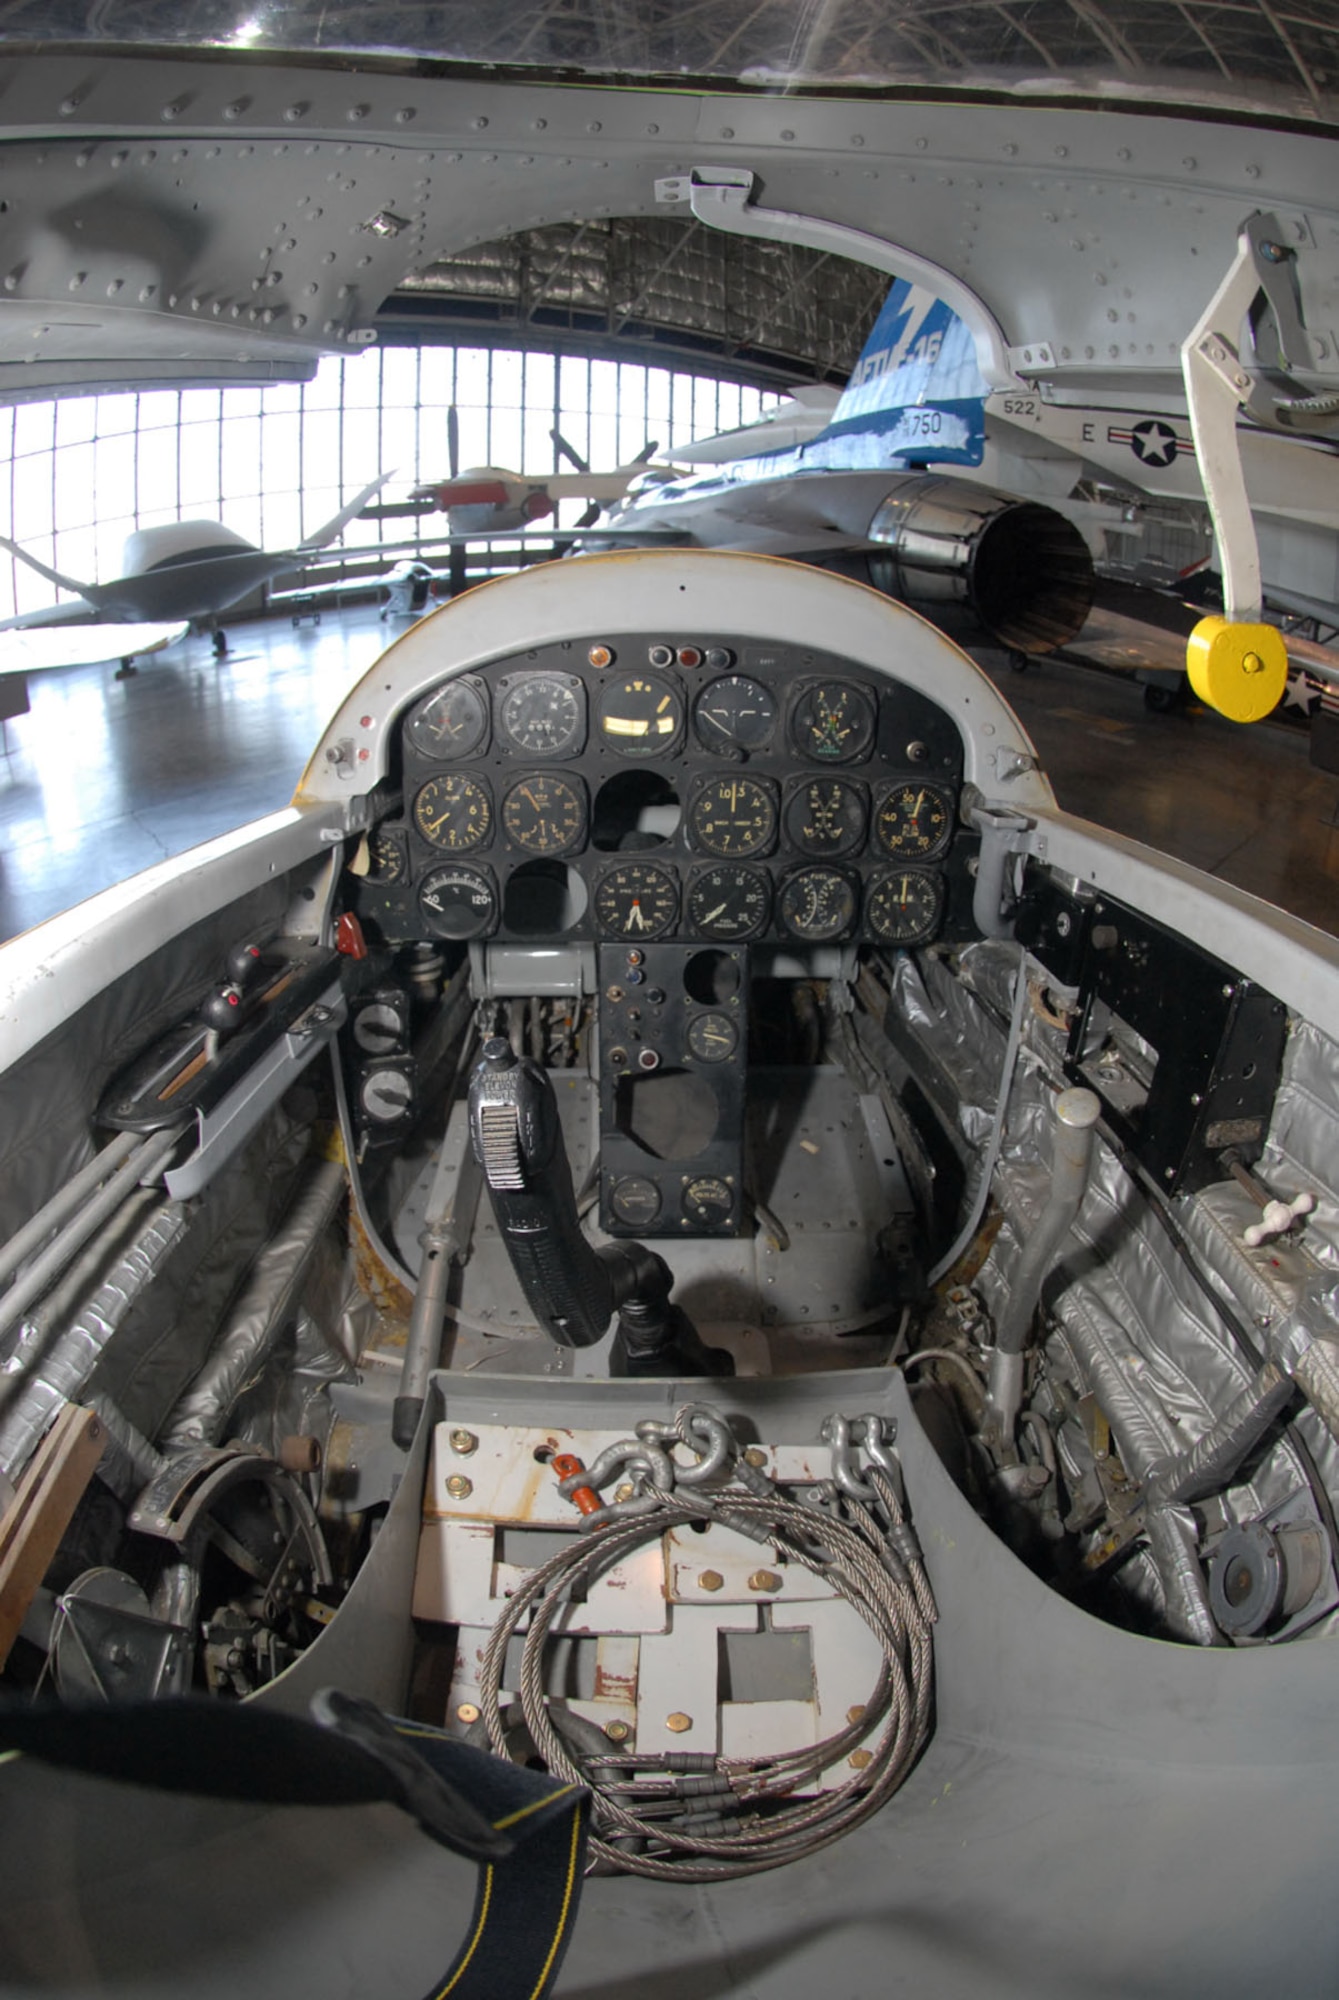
[352,632,966,952]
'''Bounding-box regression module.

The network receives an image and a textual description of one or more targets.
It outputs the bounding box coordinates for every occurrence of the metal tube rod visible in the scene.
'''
[0,1130,142,1293]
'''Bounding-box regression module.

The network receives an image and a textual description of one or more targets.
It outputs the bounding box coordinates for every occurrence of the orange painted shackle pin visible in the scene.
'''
[551,1451,602,1516]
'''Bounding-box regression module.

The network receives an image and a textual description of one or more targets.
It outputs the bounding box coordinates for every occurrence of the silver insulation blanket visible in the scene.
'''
[161,1158,348,1449]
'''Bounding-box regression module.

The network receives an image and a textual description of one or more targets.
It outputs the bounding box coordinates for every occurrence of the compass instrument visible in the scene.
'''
[873,782,954,859]
[405,678,489,761]
[784,777,867,857]
[688,775,777,857]
[694,674,777,753]
[502,773,586,855]
[413,773,492,851]
[596,673,684,756]
[865,867,944,945]
[594,862,678,939]
[686,866,770,941]
[497,673,585,757]
[777,865,859,942]
[791,681,877,764]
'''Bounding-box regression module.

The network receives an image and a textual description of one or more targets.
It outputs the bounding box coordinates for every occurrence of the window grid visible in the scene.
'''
[0,344,780,620]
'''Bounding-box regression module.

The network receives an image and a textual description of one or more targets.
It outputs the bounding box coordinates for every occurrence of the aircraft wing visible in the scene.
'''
[0,620,188,670]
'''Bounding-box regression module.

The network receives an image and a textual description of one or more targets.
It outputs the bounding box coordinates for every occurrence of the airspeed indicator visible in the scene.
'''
[595,862,678,939]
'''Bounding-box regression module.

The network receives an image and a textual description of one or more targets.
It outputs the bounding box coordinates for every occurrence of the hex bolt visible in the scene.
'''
[615,1482,636,1502]
[456,1702,481,1724]
[847,1704,867,1725]
[743,1447,768,1470]
[605,1719,632,1743]
[449,1428,478,1456]
[748,1569,783,1593]
[849,1749,873,1771]
[666,1712,693,1733]
[699,1570,725,1592]
[446,1474,473,1500]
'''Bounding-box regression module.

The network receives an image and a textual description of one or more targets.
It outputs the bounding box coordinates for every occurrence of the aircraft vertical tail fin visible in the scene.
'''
[299,472,395,550]
[807,279,991,470]
[0,532,103,609]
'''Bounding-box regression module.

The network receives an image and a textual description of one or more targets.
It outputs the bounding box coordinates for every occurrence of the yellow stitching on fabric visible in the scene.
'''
[435,1863,494,1998]
[493,1783,578,1831]
[527,1806,586,2000]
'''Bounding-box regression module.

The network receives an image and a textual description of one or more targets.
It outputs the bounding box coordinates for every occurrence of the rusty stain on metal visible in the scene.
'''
[349,1210,414,1321]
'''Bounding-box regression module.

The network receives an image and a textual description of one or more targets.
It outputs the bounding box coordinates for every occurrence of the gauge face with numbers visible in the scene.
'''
[502,774,586,855]
[596,673,684,756]
[694,675,777,753]
[498,673,584,757]
[874,782,953,860]
[365,828,406,883]
[688,776,776,858]
[413,773,492,851]
[865,867,944,945]
[594,862,678,939]
[417,863,498,941]
[686,865,770,942]
[784,777,867,857]
[777,865,858,943]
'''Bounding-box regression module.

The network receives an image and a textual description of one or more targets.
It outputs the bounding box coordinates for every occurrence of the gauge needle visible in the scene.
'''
[701,902,727,923]
[628,901,649,931]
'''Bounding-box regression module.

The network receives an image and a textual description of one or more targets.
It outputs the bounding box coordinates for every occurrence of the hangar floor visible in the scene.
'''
[0,598,1336,947]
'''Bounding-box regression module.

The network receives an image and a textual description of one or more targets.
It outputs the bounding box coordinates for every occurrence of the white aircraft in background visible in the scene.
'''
[0,473,388,673]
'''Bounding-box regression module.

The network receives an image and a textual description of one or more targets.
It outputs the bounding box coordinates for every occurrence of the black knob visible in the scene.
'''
[200,985,246,1034]
[482,1037,516,1068]
[226,940,265,985]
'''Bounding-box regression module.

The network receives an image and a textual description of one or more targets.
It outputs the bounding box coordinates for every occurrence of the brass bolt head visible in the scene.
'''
[614,1482,635,1503]
[666,1712,693,1733]
[748,1569,783,1593]
[604,1719,631,1743]
[449,1428,478,1455]
[456,1702,480,1724]
[743,1447,768,1470]
[445,1474,473,1500]
[847,1704,866,1726]
[698,1569,725,1592]
[849,1749,873,1771]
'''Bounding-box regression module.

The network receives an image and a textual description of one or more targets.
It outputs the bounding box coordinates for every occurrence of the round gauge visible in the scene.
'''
[498,674,584,757]
[865,867,945,946]
[365,828,406,884]
[791,682,877,764]
[417,863,498,940]
[688,776,777,858]
[874,783,954,860]
[502,773,586,855]
[783,778,868,857]
[687,865,770,942]
[413,773,491,851]
[359,1062,415,1127]
[352,998,406,1055]
[694,675,777,753]
[609,1174,662,1228]
[777,866,858,943]
[596,673,683,756]
[405,679,489,761]
[682,1176,735,1230]
[595,862,679,940]
[686,1011,738,1064]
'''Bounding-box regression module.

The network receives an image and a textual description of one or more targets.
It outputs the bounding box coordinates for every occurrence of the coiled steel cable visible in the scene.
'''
[477,1452,935,1880]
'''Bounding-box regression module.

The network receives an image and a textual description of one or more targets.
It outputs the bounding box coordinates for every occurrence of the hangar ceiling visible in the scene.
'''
[383,221,888,386]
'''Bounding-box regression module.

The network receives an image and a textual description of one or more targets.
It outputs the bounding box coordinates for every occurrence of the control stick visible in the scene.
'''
[467,1040,731,1376]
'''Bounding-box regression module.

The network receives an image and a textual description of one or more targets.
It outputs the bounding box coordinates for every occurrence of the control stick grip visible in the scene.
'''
[467,1039,616,1348]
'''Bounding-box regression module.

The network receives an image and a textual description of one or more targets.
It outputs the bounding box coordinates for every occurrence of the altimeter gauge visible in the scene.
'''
[865,867,944,946]
[873,782,954,860]
[405,678,489,760]
[595,863,679,939]
[498,673,585,757]
[688,776,777,858]
[502,774,586,855]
